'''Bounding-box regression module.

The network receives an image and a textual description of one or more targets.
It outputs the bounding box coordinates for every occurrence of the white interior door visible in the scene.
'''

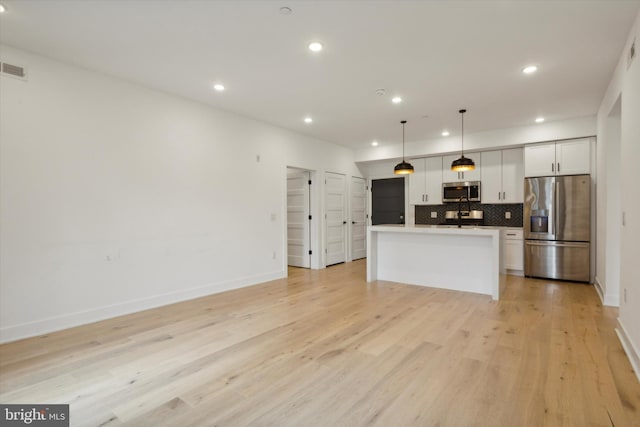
[325,172,346,266]
[287,170,310,268]
[351,176,367,260]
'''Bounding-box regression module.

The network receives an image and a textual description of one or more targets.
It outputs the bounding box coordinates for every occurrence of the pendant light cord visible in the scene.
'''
[459,109,466,156]
[401,120,407,160]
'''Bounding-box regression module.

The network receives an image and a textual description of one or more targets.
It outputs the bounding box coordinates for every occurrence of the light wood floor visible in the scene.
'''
[1,260,639,426]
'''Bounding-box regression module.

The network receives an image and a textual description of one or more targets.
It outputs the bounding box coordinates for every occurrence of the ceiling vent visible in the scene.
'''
[0,61,27,80]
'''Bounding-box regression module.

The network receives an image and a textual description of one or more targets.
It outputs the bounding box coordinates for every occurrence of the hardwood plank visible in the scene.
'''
[1,260,639,426]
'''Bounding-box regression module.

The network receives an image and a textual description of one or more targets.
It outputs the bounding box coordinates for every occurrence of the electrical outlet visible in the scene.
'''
[505,211,511,219]
[271,213,277,221]
[256,155,261,162]
[431,211,437,218]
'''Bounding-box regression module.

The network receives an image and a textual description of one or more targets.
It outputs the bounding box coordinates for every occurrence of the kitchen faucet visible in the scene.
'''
[457,195,471,228]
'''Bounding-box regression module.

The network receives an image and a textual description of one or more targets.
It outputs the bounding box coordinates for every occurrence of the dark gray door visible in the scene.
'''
[371,178,405,225]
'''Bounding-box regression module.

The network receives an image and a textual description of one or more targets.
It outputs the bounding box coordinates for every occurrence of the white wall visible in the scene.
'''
[0,46,361,342]
[596,10,640,380]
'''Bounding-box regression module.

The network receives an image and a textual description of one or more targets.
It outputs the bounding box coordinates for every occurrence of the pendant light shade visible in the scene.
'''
[451,109,475,172]
[394,120,414,175]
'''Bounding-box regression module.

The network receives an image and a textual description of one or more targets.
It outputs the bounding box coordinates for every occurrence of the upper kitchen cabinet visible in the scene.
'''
[524,138,590,177]
[409,156,443,205]
[481,148,524,204]
[442,153,481,182]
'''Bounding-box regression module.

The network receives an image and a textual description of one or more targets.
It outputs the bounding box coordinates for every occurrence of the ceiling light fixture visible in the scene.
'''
[279,6,292,15]
[442,131,450,137]
[304,117,313,123]
[371,141,379,147]
[213,84,225,91]
[451,109,475,172]
[308,42,323,52]
[523,65,538,74]
[0,4,5,13]
[535,117,545,123]
[391,96,402,104]
[394,120,414,175]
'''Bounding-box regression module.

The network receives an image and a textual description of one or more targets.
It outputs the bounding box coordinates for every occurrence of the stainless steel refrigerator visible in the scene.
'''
[524,174,590,282]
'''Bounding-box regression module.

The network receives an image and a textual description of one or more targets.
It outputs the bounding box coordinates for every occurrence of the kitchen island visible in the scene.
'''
[367,225,500,300]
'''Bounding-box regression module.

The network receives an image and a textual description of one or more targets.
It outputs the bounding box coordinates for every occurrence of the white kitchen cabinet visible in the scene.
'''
[524,139,590,177]
[442,153,481,182]
[481,148,524,204]
[409,156,442,205]
[501,228,523,273]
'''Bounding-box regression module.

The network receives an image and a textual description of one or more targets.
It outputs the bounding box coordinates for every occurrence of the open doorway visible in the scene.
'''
[287,168,311,268]
[371,177,405,225]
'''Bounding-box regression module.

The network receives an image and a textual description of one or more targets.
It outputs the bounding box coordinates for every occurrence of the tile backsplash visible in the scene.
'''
[415,203,523,227]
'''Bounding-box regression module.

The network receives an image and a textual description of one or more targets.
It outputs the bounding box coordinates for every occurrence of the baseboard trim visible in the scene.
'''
[616,317,640,384]
[593,277,619,307]
[0,270,285,344]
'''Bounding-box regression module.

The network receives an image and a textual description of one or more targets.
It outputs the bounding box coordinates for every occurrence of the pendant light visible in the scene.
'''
[451,109,475,172]
[394,120,414,175]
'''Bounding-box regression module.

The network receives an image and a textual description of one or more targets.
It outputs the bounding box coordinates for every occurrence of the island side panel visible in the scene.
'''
[373,230,497,298]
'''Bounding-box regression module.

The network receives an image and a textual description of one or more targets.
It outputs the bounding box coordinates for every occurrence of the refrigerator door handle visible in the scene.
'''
[525,241,588,247]
[552,180,558,238]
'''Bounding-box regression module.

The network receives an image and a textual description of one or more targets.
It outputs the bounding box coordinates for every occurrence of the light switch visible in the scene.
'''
[505,211,511,219]
[430,212,437,218]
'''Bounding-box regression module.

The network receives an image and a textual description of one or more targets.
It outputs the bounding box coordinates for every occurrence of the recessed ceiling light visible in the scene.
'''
[371,141,379,147]
[308,42,323,52]
[391,97,402,104]
[535,117,545,123]
[523,65,538,74]
[279,6,292,15]
[213,84,225,91]
[304,117,313,123]
[441,131,450,137]
[0,4,6,13]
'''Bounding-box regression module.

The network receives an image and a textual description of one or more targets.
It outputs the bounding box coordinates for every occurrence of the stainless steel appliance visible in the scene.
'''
[524,174,590,282]
[442,181,481,203]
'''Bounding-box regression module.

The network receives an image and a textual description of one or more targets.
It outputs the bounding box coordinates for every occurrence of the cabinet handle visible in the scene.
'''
[503,191,506,200]
[557,163,560,173]
[498,191,501,200]
[426,194,428,202]
[552,163,555,172]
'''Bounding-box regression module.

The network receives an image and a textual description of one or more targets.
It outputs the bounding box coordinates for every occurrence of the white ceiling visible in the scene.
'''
[1,0,638,149]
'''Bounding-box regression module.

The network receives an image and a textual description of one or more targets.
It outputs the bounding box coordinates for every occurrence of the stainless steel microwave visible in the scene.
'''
[442,181,481,203]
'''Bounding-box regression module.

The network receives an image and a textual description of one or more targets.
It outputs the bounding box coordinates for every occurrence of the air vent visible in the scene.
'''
[0,61,27,80]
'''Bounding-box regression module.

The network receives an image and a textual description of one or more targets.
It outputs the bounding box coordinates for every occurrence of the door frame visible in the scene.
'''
[284,166,321,272]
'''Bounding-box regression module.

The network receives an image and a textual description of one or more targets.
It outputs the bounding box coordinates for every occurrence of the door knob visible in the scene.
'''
[352,221,356,224]
[343,221,347,224]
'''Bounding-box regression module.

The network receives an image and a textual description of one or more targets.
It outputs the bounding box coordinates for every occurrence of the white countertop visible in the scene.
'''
[369,224,502,236]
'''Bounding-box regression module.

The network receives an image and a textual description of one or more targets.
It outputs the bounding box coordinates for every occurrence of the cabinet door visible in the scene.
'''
[424,156,443,204]
[501,148,524,203]
[408,158,427,205]
[556,138,590,175]
[502,229,524,271]
[442,153,481,182]
[504,239,524,270]
[524,143,555,177]
[481,150,502,203]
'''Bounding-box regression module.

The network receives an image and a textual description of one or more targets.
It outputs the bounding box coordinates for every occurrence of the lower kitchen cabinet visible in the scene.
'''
[501,228,524,274]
